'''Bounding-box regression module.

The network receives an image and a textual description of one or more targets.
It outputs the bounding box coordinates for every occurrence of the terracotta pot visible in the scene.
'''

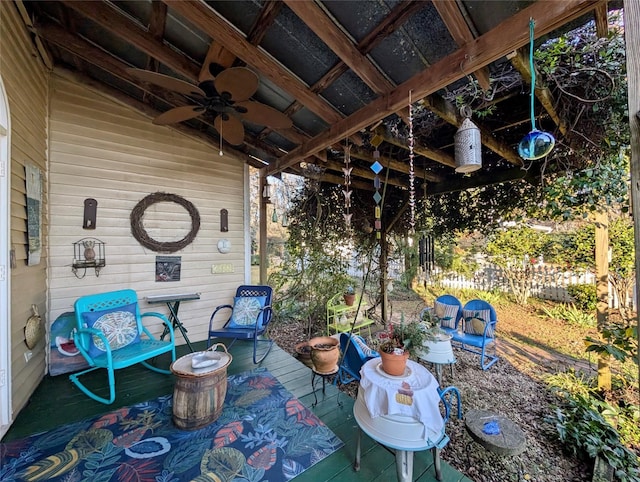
[295,341,314,368]
[379,349,409,376]
[343,293,355,306]
[309,336,340,374]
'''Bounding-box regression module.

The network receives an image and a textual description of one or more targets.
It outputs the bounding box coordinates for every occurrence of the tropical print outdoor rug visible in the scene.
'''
[0,368,343,481]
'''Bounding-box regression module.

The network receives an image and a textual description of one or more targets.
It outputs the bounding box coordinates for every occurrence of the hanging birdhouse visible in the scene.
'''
[454,117,482,173]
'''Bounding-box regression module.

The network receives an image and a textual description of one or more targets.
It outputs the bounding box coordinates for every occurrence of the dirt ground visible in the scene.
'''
[270,288,618,482]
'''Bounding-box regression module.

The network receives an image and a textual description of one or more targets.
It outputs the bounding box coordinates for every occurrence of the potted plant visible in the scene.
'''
[343,285,356,306]
[377,315,435,376]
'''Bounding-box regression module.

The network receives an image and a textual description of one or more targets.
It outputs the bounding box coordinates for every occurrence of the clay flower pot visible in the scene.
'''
[309,336,340,374]
[295,341,314,368]
[343,293,355,306]
[379,349,409,376]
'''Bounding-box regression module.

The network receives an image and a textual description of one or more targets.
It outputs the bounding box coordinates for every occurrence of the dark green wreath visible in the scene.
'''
[130,192,200,253]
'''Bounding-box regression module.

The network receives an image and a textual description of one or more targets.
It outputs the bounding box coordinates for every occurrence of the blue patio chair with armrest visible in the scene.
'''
[428,294,463,336]
[70,289,176,404]
[453,299,499,370]
[336,332,380,385]
[207,285,274,364]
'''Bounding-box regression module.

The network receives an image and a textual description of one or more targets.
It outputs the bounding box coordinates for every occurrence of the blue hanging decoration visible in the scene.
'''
[518,18,555,160]
[371,139,383,240]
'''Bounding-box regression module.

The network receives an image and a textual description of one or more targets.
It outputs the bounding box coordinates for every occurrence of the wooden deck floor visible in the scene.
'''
[2,341,471,482]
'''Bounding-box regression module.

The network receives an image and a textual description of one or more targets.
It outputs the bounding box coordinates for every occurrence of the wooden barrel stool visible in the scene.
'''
[170,344,232,430]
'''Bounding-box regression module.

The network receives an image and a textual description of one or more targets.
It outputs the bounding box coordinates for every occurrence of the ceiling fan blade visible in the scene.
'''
[214,115,245,145]
[214,67,259,101]
[236,101,293,129]
[153,106,205,125]
[127,68,206,97]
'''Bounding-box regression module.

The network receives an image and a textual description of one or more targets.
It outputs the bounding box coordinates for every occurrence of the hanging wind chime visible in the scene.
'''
[343,144,352,228]
[408,91,416,235]
[518,18,555,160]
[370,137,383,240]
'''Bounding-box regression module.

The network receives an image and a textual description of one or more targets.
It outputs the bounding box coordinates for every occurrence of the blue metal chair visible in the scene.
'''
[337,332,379,384]
[426,294,463,336]
[453,299,499,370]
[207,285,274,364]
[71,289,176,404]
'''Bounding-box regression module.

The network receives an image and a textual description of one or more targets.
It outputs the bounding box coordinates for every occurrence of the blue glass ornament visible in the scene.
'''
[518,130,555,160]
[519,19,555,161]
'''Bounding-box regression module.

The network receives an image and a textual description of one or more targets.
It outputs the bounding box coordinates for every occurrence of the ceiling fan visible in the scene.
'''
[127,66,292,145]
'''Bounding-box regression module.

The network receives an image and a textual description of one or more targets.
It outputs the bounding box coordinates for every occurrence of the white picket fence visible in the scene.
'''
[427,264,636,310]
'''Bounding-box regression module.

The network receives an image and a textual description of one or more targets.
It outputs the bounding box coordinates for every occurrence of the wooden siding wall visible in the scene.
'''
[47,74,246,350]
[1,2,50,416]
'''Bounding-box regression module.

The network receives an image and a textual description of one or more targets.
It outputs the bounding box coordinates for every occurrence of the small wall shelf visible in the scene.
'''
[72,237,106,278]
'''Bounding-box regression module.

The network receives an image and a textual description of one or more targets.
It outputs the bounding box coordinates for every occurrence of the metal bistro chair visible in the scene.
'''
[453,299,499,370]
[71,289,176,404]
[207,285,274,364]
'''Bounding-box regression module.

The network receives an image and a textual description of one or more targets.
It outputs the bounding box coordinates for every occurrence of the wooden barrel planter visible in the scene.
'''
[170,344,232,430]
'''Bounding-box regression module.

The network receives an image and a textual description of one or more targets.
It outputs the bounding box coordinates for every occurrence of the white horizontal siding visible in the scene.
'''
[48,74,247,345]
[1,1,49,418]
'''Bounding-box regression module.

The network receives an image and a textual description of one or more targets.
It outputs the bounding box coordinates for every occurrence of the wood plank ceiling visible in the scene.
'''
[20,0,612,198]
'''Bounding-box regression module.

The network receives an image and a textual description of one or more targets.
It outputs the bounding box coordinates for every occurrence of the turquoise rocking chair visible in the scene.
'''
[70,289,176,404]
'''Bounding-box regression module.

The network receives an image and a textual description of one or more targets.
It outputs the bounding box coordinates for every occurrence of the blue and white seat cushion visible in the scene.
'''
[82,303,140,358]
[462,309,494,338]
[435,301,460,329]
[228,296,268,329]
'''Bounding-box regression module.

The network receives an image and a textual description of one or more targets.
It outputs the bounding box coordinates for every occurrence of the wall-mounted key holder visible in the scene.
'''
[220,208,229,232]
[83,198,98,229]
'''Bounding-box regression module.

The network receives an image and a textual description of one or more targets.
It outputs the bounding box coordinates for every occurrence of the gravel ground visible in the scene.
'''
[270,295,596,482]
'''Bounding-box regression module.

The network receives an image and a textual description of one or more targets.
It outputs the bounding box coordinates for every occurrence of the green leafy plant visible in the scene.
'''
[541,303,596,328]
[585,322,638,364]
[546,390,640,482]
[566,284,597,312]
[376,316,434,359]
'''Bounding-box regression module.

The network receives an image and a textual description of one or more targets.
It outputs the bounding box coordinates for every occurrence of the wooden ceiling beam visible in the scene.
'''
[348,147,443,183]
[61,1,200,81]
[432,0,491,91]
[426,165,539,195]
[268,0,606,175]
[509,48,569,136]
[285,1,393,95]
[374,128,456,168]
[322,159,407,188]
[285,0,411,125]
[165,0,345,126]
[422,94,522,166]
[594,2,609,37]
[281,1,424,120]
[246,0,283,44]
[148,2,167,40]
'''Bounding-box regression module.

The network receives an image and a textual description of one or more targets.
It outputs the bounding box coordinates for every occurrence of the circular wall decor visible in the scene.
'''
[130,192,200,253]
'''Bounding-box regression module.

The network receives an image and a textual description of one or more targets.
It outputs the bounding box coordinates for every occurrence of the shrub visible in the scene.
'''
[567,284,597,312]
[541,303,596,328]
[546,371,640,481]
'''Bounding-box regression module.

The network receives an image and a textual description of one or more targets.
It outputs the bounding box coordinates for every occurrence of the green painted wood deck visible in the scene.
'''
[2,341,471,482]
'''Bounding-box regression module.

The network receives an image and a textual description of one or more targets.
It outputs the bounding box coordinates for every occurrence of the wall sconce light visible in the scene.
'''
[262,183,272,204]
[72,237,106,278]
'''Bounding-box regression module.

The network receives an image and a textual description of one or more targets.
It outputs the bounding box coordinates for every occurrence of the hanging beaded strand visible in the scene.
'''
[343,143,352,228]
[408,90,416,233]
